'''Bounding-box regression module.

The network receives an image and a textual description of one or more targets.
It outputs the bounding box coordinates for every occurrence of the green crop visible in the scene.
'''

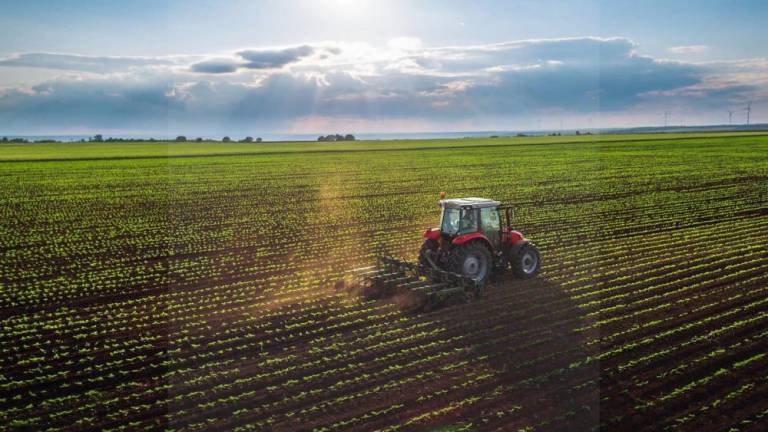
[1,132,767,431]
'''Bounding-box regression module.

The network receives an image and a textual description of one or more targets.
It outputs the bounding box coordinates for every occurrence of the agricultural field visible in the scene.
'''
[1,132,767,431]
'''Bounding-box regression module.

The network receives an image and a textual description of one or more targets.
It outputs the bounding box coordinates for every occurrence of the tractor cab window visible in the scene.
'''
[481,207,501,248]
[441,207,478,235]
[480,207,500,231]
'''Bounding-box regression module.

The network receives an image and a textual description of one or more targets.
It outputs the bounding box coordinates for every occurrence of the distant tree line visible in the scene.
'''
[317,134,356,142]
[1,137,33,143]
[176,136,262,143]
[2,134,360,144]
[0,135,268,144]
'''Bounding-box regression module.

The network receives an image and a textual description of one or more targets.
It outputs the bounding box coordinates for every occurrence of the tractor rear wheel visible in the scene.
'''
[511,242,540,278]
[418,239,438,268]
[449,242,492,283]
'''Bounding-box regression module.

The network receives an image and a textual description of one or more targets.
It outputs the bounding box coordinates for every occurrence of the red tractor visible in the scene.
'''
[417,194,540,283]
[350,194,540,309]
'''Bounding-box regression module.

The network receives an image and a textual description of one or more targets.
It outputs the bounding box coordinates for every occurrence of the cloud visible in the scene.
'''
[186,45,341,74]
[0,52,172,73]
[0,37,765,133]
[0,75,178,132]
[190,58,240,74]
[237,45,315,69]
[387,37,423,51]
[408,37,638,75]
[669,45,709,54]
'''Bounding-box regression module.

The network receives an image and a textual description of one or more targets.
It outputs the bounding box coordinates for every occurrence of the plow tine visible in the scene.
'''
[385,275,418,285]
[410,282,448,293]
[355,270,389,279]
[347,265,377,274]
[371,270,404,279]
[398,279,429,289]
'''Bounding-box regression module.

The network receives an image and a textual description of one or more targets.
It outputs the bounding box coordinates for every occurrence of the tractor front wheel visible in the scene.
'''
[511,242,541,278]
[449,242,492,283]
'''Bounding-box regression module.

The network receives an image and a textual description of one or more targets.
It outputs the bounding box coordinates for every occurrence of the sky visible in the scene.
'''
[0,0,766,136]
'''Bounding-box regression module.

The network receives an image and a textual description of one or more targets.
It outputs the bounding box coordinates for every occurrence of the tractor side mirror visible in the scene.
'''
[505,207,514,229]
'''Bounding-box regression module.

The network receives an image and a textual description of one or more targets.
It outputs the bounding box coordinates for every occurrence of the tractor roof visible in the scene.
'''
[441,197,501,209]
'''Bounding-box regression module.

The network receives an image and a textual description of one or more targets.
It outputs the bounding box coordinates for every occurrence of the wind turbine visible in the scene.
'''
[744,102,752,125]
[664,111,671,127]
[727,110,734,125]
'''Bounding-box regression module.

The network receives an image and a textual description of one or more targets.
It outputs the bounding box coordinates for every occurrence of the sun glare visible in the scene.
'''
[309,0,372,20]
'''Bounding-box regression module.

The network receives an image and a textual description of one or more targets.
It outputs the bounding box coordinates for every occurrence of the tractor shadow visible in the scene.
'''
[419,275,601,430]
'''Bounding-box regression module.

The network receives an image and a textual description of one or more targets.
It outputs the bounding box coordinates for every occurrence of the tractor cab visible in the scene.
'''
[438,197,503,249]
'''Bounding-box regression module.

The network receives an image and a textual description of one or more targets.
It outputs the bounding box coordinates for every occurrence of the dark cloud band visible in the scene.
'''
[190,59,240,74]
[237,45,315,69]
[0,53,172,73]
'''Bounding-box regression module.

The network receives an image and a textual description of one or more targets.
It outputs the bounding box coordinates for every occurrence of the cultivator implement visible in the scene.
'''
[348,256,485,311]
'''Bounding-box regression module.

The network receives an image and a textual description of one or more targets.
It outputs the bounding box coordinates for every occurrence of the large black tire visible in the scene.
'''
[418,239,439,268]
[511,242,541,278]
[449,242,492,283]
